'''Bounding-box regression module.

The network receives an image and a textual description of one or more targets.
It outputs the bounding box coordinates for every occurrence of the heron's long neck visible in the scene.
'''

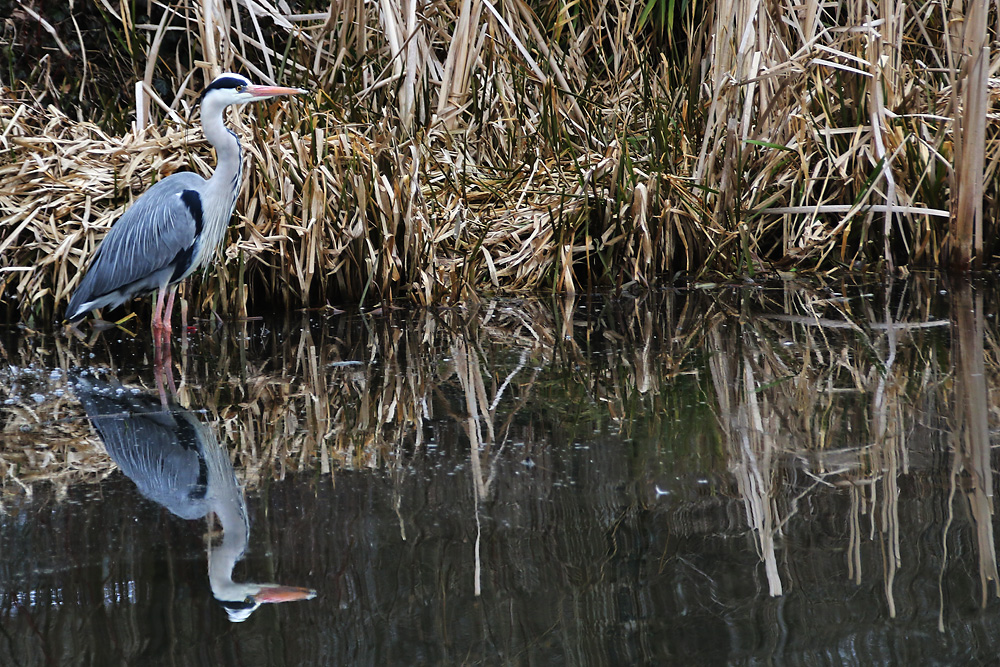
[197,98,244,264]
[201,100,243,193]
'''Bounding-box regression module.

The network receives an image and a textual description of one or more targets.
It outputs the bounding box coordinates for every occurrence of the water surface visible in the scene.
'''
[3,277,1000,664]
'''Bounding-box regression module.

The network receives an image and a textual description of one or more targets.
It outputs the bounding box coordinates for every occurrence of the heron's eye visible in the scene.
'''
[236,85,245,92]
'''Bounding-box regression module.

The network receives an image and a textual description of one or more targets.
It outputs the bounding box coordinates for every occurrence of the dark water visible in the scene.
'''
[3,277,1000,665]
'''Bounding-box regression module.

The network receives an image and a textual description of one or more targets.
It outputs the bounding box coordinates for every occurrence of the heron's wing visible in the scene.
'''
[70,172,207,310]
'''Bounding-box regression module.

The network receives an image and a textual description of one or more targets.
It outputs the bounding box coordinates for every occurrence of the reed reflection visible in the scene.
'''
[71,370,316,622]
[949,282,999,613]
[7,282,1000,662]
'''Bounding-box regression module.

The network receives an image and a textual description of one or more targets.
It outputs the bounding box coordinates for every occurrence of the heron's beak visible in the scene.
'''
[252,584,317,604]
[247,84,307,99]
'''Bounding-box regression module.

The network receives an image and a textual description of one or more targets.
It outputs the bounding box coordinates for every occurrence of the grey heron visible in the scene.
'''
[65,73,305,340]
[72,371,316,622]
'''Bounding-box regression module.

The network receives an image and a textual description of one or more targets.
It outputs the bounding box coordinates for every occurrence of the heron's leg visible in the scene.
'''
[163,286,177,336]
[152,287,171,363]
[153,324,166,384]
[152,287,167,334]
[152,288,176,407]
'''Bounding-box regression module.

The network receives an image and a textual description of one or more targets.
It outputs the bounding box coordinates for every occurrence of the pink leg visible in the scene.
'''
[152,287,167,334]
[153,288,175,407]
[153,320,166,375]
[163,286,177,336]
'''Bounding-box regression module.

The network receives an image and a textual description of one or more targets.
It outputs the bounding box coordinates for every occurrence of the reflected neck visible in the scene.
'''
[206,473,250,600]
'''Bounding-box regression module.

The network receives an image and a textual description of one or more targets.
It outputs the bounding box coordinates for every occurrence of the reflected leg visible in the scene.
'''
[154,341,176,407]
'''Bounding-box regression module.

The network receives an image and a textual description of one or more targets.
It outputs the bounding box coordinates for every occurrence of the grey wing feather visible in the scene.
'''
[68,172,206,316]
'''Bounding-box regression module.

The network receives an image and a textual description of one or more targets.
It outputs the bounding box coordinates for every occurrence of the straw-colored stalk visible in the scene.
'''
[1,0,998,321]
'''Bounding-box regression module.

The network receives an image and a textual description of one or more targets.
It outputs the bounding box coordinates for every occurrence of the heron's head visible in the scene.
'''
[215,582,317,623]
[199,73,306,108]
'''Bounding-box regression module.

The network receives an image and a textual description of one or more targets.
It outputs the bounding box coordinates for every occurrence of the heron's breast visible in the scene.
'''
[187,190,237,274]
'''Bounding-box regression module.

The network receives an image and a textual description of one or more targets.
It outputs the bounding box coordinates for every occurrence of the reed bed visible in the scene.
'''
[0,0,996,321]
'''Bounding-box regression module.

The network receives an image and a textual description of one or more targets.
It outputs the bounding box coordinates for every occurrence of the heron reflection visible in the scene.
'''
[72,371,315,622]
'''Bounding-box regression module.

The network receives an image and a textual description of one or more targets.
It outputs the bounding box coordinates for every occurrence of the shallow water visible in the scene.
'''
[3,276,1000,665]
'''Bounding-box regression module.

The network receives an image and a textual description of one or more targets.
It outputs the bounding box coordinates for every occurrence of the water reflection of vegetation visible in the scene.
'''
[2,278,1000,624]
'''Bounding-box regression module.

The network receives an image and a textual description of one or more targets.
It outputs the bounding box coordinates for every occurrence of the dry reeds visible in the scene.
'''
[0,0,997,320]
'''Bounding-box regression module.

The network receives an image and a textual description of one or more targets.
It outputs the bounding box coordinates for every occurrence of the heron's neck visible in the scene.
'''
[201,99,243,194]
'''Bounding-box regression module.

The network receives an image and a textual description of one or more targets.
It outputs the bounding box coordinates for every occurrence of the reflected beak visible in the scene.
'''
[247,84,307,99]
[253,584,317,604]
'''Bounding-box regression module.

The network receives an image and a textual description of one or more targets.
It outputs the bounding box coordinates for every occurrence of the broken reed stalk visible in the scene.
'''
[0,0,996,322]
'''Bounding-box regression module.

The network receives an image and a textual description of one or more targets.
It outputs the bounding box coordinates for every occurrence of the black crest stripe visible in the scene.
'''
[199,76,247,103]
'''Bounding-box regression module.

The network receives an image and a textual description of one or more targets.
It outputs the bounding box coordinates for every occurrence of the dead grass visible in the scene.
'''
[0,0,997,321]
